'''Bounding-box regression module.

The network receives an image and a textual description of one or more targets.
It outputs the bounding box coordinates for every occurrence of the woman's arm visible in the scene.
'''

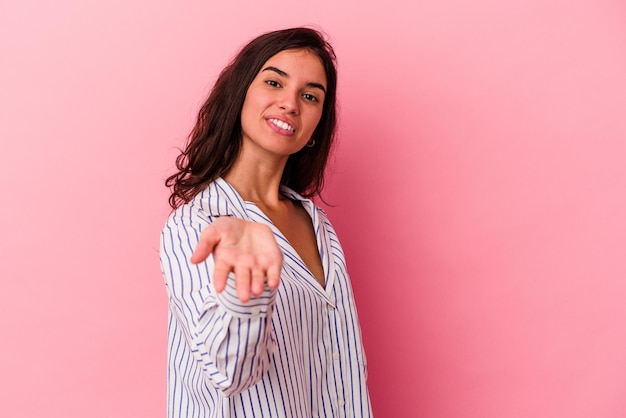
[160,212,282,396]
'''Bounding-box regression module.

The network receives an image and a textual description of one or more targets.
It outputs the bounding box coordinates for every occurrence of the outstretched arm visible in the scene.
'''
[161,213,282,396]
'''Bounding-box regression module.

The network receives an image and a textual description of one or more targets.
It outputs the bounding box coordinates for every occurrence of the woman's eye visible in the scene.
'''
[302,93,318,102]
[265,80,280,87]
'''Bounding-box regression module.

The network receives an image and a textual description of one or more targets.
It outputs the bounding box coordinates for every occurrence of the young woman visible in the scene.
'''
[160,27,372,417]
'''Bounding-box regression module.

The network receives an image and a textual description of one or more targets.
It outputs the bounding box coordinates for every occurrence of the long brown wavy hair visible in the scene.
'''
[166,27,338,209]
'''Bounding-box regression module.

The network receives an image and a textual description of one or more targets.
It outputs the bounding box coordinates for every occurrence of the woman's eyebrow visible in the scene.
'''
[261,66,326,93]
[262,66,288,77]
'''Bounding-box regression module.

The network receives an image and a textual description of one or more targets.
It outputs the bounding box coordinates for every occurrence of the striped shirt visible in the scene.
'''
[160,178,372,418]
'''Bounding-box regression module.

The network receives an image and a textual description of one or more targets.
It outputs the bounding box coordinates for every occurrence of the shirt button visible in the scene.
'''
[251,307,260,315]
[333,351,340,360]
[338,399,345,407]
[248,350,255,357]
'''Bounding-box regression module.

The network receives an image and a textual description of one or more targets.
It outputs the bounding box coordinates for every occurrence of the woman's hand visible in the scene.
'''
[190,217,283,303]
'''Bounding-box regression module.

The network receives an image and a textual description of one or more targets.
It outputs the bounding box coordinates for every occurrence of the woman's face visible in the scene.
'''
[240,48,327,159]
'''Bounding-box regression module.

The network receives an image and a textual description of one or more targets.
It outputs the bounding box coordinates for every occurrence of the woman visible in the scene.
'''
[160,27,372,417]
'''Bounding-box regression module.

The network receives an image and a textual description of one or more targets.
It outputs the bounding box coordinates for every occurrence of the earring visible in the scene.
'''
[306,139,316,148]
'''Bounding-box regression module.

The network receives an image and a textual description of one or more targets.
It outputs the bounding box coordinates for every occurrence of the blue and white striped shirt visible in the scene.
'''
[160,178,372,417]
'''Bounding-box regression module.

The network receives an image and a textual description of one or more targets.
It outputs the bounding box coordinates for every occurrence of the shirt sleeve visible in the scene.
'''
[160,206,277,397]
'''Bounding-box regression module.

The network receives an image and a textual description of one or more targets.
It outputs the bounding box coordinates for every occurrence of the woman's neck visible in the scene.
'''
[223,152,288,209]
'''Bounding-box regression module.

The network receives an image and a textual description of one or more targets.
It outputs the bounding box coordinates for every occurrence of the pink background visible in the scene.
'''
[2,0,625,417]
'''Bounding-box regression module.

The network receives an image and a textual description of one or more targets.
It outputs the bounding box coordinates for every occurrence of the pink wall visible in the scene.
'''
[2,1,625,417]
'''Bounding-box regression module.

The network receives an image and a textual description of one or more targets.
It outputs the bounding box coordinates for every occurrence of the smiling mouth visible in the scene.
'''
[269,118,295,132]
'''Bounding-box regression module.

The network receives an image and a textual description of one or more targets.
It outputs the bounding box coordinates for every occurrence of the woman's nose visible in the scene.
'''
[278,91,299,115]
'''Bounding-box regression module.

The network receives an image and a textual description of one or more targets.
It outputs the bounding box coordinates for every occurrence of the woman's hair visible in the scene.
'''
[166,27,338,209]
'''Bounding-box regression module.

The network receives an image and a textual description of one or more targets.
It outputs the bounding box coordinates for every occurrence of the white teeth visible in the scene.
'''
[270,119,294,131]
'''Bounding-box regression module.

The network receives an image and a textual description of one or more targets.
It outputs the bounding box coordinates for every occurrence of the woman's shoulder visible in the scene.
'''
[165,178,248,227]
